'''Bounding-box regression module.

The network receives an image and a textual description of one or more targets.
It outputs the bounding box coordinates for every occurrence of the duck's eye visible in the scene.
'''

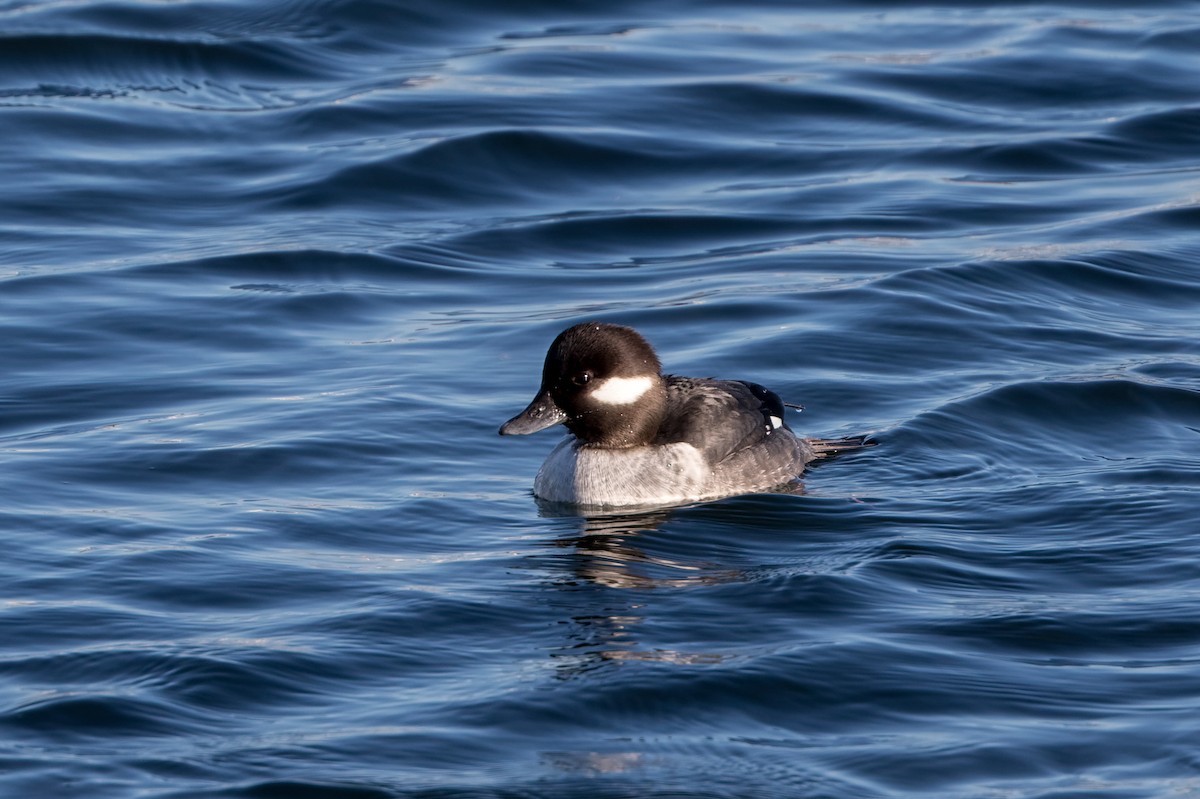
[571,372,592,386]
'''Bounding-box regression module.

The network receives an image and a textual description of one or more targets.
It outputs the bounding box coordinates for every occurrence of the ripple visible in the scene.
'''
[3,3,1200,798]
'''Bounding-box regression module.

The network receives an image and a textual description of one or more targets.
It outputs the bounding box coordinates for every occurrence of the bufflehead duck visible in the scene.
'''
[499,322,867,508]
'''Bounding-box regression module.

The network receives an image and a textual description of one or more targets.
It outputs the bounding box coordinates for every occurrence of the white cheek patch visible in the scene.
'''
[590,375,654,405]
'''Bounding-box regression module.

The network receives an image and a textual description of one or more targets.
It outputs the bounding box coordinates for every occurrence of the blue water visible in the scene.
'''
[3,1,1200,797]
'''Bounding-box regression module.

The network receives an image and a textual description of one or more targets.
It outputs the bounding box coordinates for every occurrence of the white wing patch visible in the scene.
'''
[769,416,783,429]
[591,375,654,405]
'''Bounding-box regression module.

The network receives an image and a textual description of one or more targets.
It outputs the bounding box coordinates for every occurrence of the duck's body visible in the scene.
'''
[500,322,865,508]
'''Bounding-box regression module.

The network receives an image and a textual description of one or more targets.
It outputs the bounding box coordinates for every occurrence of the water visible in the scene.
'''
[3,1,1200,797]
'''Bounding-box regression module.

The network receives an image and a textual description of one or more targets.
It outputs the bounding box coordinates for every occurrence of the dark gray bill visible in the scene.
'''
[498,391,568,435]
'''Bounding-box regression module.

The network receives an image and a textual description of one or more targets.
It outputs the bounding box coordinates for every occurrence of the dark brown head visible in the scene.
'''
[499,322,668,448]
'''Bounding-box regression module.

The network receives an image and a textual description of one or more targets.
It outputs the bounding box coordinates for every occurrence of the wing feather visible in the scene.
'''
[657,376,785,464]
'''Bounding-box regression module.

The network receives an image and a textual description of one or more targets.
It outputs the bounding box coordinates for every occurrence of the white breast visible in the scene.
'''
[533,438,712,507]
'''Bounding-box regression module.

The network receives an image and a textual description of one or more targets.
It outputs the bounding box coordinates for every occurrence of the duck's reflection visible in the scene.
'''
[535,500,761,677]
[543,505,737,590]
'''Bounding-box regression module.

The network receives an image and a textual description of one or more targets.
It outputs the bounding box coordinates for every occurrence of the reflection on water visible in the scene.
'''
[552,508,738,590]
[541,506,746,676]
[540,749,648,776]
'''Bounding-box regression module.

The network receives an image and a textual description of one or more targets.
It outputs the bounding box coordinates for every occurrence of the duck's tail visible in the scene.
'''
[808,435,876,460]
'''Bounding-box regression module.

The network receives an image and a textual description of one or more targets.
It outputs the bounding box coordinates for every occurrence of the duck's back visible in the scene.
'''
[532,377,817,507]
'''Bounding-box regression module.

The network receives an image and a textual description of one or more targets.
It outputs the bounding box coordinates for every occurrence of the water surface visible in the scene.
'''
[2,2,1200,797]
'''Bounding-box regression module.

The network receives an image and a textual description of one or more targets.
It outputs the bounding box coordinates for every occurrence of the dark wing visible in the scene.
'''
[656,376,788,464]
[738,380,787,422]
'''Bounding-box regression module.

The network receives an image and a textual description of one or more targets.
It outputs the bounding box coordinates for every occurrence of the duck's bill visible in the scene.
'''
[499,391,568,435]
